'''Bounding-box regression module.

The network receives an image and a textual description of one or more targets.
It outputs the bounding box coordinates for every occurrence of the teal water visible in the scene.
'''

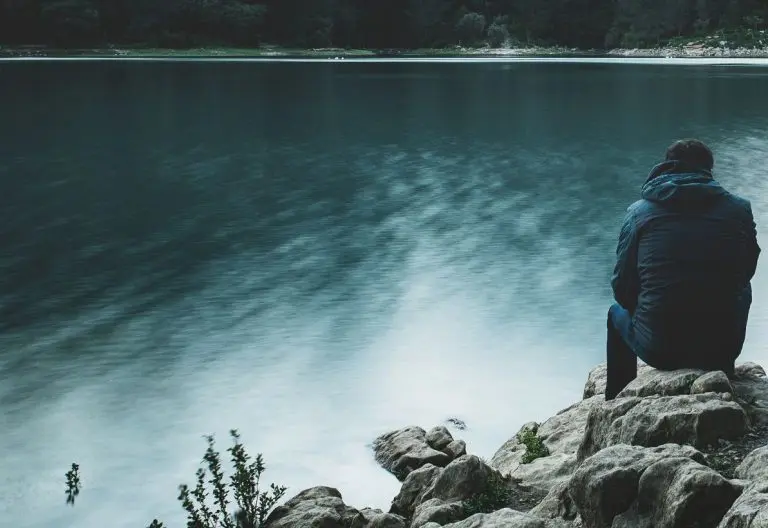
[1,59,768,527]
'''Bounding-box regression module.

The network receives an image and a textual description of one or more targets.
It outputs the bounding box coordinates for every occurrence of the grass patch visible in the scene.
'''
[517,425,550,464]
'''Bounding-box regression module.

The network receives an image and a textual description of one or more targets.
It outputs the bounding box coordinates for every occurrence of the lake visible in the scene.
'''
[1,58,768,528]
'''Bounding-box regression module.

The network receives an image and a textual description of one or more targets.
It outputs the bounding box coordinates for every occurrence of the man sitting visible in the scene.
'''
[606,139,760,400]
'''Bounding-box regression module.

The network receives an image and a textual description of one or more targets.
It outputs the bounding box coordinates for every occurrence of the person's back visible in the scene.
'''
[606,139,760,399]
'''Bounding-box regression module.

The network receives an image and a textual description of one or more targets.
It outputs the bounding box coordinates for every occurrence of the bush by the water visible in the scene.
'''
[66,430,287,528]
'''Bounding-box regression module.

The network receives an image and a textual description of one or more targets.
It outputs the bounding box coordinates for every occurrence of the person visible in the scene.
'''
[606,139,760,400]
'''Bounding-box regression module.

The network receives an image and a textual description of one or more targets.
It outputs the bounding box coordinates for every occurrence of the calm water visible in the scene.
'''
[1,59,768,527]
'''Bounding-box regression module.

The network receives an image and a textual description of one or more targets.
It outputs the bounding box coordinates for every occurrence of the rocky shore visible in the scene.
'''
[262,361,768,528]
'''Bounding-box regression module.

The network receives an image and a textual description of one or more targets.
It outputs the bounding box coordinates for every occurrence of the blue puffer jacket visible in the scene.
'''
[612,160,760,364]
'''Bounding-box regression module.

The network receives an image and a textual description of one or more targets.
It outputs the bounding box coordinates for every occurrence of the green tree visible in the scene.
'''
[456,11,486,46]
[40,0,102,47]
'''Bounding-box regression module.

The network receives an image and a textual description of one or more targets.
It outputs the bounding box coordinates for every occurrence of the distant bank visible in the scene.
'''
[3,43,768,59]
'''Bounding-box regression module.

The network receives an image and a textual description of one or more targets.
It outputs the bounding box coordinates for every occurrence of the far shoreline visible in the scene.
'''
[3,43,768,60]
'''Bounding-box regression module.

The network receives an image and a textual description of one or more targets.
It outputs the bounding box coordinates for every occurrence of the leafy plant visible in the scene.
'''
[65,430,287,528]
[463,470,513,516]
[517,426,550,464]
[65,463,81,506]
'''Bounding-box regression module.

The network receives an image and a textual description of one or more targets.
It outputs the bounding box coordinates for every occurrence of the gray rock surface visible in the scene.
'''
[411,498,466,527]
[582,363,652,399]
[374,426,454,481]
[717,480,768,528]
[389,455,499,522]
[443,439,467,459]
[736,363,768,379]
[691,370,734,395]
[577,393,747,461]
[616,368,704,398]
[529,481,579,523]
[426,426,454,451]
[491,398,601,494]
[569,444,706,528]
[265,486,407,528]
[611,457,741,528]
[390,464,442,518]
[439,508,548,527]
[736,445,768,481]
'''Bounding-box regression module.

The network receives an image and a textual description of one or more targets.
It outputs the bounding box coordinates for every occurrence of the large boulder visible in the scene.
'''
[736,446,768,482]
[389,455,500,523]
[411,498,466,527]
[611,457,742,528]
[529,481,580,525]
[582,363,652,399]
[264,486,407,528]
[691,370,734,395]
[390,464,443,518]
[732,363,768,426]
[569,444,707,528]
[717,480,768,528]
[436,508,549,527]
[577,393,747,461]
[373,426,456,481]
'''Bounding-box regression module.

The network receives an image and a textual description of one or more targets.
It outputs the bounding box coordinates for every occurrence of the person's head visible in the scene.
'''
[664,139,714,171]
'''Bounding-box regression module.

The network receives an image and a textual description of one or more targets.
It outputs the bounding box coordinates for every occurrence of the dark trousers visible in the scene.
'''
[605,294,751,400]
[605,304,644,400]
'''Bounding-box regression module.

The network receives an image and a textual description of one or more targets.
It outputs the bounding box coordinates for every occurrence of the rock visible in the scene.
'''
[511,453,579,494]
[736,363,767,380]
[583,364,608,400]
[616,368,704,398]
[577,393,747,461]
[389,456,499,520]
[732,372,768,426]
[491,399,600,494]
[443,440,467,459]
[582,363,652,399]
[569,444,706,528]
[691,370,734,395]
[428,455,497,503]
[529,481,579,522]
[717,479,768,528]
[374,426,453,481]
[426,427,454,451]
[411,498,466,527]
[390,464,442,518]
[538,398,603,455]
[611,457,741,528]
[440,508,548,527]
[736,446,768,481]
[490,423,537,477]
[264,486,403,528]
[355,508,408,528]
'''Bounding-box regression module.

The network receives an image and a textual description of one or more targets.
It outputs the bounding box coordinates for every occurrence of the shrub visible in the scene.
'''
[455,12,486,46]
[517,426,550,464]
[487,23,509,47]
[65,430,287,528]
[463,470,513,516]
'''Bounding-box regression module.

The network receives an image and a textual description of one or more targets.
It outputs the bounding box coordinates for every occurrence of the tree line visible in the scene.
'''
[0,0,767,50]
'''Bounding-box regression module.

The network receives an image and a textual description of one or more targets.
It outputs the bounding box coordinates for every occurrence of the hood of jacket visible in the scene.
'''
[641,160,727,208]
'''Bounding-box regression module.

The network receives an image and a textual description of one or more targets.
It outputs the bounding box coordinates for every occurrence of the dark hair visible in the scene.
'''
[665,139,714,170]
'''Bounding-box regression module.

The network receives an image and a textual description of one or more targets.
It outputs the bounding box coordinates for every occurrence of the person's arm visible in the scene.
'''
[611,208,640,313]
